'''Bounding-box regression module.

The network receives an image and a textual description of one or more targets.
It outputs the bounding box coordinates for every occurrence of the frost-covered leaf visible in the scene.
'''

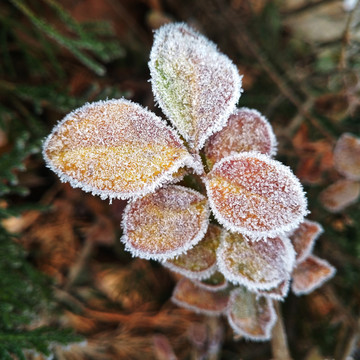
[205,108,277,169]
[121,185,209,261]
[206,152,308,239]
[193,271,228,292]
[43,99,195,201]
[149,23,242,150]
[333,133,360,180]
[292,255,336,295]
[217,231,295,290]
[254,279,290,301]
[171,277,229,316]
[227,287,277,341]
[290,220,323,264]
[319,179,360,213]
[164,224,221,280]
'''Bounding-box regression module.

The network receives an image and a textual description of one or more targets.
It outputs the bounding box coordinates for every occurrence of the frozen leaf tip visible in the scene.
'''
[149,22,242,150]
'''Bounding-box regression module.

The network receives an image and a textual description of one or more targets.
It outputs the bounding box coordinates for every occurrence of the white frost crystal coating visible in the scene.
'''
[205,107,277,168]
[149,22,242,150]
[163,224,221,280]
[171,277,229,316]
[121,185,209,261]
[289,219,323,264]
[227,287,277,341]
[292,255,336,295]
[206,152,308,239]
[43,99,196,201]
[253,279,290,301]
[217,231,295,291]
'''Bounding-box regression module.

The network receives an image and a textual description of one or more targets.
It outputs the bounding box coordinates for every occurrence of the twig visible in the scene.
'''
[271,301,293,360]
[339,0,360,70]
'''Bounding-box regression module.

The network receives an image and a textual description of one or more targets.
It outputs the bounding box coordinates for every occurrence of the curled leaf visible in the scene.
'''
[227,287,277,341]
[217,231,295,291]
[193,271,228,292]
[121,185,209,261]
[205,108,277,169]
[206,152,308,239]
[290,220,323,263]
[171,277,229,316]
[43,99,195,201]
[334,133,360,180]
[320,179,360,213]
[292,255,336,295]
[254,279,290,301]
[149,23,242,150]
[164,224,221,280]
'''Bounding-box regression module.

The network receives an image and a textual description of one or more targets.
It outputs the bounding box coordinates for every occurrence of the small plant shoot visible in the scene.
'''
[43,22,335,342]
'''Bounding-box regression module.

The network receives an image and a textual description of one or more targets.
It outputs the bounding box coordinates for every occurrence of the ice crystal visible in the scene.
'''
[320,179,360,212]
[217,231,295,291]
[290,220,323,264]
[149,23,242,150]
[43,99,196,201]
[334,133,360,181]
[253,279,290,301]
[121,185,209,261]
[227,287,277,341]
[206,152,308,239]
[164,224,221,280]
[205,108,277,169]
[292,255,336,295]
[193,271,228,292]
[171,277,229,316]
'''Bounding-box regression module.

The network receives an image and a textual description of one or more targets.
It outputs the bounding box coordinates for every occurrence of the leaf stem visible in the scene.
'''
[271,301,293,360]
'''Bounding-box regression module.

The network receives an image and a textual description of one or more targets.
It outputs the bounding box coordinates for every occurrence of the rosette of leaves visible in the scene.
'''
[42,23,334,341]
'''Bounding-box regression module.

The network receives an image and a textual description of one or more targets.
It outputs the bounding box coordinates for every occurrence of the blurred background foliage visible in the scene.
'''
[0,0,359,359]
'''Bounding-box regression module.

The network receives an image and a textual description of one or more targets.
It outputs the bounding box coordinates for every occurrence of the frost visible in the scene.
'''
[163,224,221,280]
[289,220,323,264]
[206,152,308,239]
[171,277,229,316]
[149,22,242,150]
[121,185,209,261]
[227,287,277,341]
[192,271,228,292]
[216,231,295,291]
[319,179,360,212]
[333,133,360,181]
[253,279,290,301]
[292,255,336,295]
[43,99,196,201]
[205,107,277,169]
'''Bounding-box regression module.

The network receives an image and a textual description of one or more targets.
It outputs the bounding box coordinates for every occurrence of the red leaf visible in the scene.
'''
[172,278,229,316]
[205,108,277,169]
[290,220,323,263]
[122,185,209,261]
[206,152,308,239]
[292,255,336,295]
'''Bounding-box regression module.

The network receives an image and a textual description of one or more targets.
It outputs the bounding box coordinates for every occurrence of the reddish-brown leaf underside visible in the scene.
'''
[172,277,229,316]
[292,255,336,295]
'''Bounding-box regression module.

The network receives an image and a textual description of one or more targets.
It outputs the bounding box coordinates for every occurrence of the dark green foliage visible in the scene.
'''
[0,0,127,357]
